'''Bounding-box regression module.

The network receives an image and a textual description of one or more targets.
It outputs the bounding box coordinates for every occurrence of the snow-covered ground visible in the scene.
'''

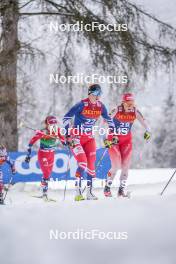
[1,169,176,264]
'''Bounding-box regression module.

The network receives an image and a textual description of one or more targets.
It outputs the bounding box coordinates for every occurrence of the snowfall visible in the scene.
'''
[0,169,176,264]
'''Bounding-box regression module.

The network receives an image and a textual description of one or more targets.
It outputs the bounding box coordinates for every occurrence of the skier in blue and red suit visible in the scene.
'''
[25,116,65,198]
[63,84,115,201]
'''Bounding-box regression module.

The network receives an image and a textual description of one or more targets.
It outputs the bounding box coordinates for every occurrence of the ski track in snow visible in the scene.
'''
[0,177,176,264]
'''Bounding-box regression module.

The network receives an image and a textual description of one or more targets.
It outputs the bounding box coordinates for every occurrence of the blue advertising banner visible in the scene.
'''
[2,148,111,184]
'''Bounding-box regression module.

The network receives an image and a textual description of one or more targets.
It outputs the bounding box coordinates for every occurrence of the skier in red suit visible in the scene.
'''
[104,93,151,197]
[25,116,65,198]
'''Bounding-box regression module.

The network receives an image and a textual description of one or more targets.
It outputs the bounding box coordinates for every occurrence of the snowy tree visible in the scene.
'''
[0,0,19,150]
[1,0,176,150]
[154,94,176,168]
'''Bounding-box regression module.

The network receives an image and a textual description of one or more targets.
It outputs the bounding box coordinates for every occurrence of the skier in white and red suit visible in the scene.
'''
[104,93,151,198]
[63,84,115,201]
[25,116,65,198]
[0,145,16,205]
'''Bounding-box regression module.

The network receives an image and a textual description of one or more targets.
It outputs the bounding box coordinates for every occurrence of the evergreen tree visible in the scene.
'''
[154,94,176,168]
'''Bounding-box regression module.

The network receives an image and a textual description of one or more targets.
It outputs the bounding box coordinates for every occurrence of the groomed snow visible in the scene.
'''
[0,169,176,264]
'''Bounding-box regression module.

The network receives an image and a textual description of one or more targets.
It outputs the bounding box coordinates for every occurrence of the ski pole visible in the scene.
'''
[82,148,108,194]
[160,169,176,196]
[19,120,38,131]
[63,147,71,201]
[20,121,65,148]
[3,173,14,203]
[96,148,108,172]
[138,139,149,164]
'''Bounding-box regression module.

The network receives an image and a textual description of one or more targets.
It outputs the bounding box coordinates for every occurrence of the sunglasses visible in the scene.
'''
[91,90,102,96]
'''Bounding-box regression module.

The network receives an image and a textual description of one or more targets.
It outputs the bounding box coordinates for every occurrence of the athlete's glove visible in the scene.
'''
[65,136,76,148]
[25,147,32,163]
[104,136,119,148]
[104,139,112,148]
[11,164,16,174]
[25,156,31,163]
[144,131,151,141]
[112,136,119,145]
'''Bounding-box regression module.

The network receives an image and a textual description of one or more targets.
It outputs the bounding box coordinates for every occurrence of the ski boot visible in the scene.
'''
[86,187,98,200]
[75,194,85,201]
[0,192,4,205]
[104,185,112,197]
[118,187,130,198]
[41,179,49,200]
[42,192,49,201]
[74,187,85,201]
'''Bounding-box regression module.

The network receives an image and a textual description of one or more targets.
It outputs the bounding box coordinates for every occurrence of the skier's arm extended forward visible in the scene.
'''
[101,104,115,131]
[63,101,84,135]
[25,131,45,163]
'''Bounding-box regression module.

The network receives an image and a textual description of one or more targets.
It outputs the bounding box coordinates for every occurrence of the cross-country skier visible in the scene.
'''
[0,145,16,205]
[25,116,65,199]
[63,84,115,201]
[103,93,151,198]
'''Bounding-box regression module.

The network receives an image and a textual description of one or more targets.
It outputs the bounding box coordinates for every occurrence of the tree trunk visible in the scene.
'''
[0,0,19,150]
